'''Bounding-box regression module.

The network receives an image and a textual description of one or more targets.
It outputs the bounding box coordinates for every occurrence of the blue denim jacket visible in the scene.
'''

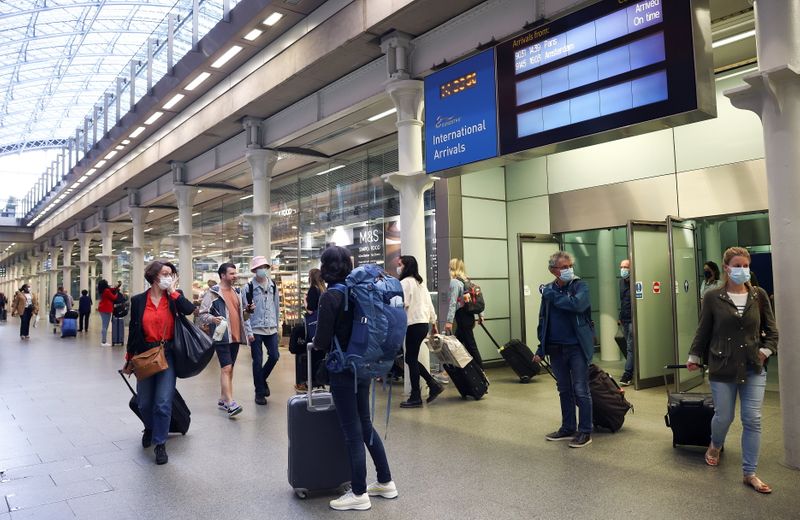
[245,277,280,331]
[536,278,594,363]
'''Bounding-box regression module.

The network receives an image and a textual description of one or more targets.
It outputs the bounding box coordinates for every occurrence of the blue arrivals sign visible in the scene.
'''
[424,49,499,174]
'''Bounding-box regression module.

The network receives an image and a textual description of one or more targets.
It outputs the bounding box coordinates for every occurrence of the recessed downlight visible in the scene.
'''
[211,46,243,68]
[244,29,263,41]
[129,126,146,138]
[185,72,211,91]
[163,94,185,110]
[263,12,283,26]
[144,112,164,125]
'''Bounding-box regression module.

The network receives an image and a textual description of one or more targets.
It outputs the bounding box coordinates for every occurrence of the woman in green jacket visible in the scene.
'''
[687,247,778,494]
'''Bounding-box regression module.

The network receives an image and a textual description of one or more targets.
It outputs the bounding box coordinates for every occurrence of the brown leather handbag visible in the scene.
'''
[130,345,168,380]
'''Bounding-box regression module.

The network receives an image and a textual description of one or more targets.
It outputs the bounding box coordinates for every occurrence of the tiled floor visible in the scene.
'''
[0,318,798,519]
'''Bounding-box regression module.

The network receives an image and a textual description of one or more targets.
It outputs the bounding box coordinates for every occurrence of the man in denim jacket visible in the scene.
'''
[245,256,281,405]
[533,251,594,449]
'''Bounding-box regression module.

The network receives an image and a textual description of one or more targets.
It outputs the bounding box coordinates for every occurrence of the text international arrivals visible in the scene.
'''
[430,120,488,159]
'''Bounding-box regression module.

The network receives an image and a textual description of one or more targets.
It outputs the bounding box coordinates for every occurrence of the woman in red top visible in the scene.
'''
[122,261,195,465]
[97,279,118,346]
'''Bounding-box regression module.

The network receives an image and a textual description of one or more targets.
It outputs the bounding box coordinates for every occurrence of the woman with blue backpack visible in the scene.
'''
[313,246,397,511]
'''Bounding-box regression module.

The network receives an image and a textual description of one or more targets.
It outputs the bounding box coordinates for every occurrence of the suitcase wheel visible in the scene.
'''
[294,489,308,499]
[520,376,530,384]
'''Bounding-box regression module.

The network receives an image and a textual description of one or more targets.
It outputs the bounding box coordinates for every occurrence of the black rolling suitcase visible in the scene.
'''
[112,317,125,346]
[288,345,350,498]
[118,370,191,435]
[444,361,489,400]
[664,364,714,448]
[479,323,540,383]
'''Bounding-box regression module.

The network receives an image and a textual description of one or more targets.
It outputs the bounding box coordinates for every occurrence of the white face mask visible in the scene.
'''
[158,276,172,290]
[396,266,403,276]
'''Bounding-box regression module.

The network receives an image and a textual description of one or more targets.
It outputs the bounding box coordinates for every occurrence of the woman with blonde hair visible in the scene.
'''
[445,258,484,368]
[687,246,778,493]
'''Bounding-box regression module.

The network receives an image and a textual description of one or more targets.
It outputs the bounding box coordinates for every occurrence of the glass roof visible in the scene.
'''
[0,0,242,211]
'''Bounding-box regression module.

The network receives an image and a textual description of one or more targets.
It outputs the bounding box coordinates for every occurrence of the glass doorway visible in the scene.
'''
[517,234,560,346]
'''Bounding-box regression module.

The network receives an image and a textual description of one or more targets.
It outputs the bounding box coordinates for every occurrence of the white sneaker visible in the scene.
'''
[101,342,111,347]
[329,490,371,511]
[367,480,398,499]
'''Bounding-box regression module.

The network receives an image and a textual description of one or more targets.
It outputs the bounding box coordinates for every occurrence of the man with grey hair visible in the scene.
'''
[533,251,594,448]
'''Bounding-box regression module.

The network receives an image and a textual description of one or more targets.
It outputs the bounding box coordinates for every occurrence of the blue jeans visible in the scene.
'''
[136,349,176,445]
[251,333,279,397]
[549,344,593,434]
[99,312,111,343]
[329,371,392,495]
[622,322,634,381]
[709,369,767,475]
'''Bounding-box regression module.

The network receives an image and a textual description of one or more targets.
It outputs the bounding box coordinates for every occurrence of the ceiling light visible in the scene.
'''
[144,112,164,125]
[197,189,203,193]
[86,168,96,175]
[263,12,283,26]
[115,145,124,151]
[129,126,146,138]
[240,194,254,200]
[95,160,107,167]
[81,174,90,180]
[144,228,153,233]
[244,29,263,41]
[163,94,185,110]
[211,46,243,68]
[368,108,397,122]
[121,139,131,145]
[185,72,211,91]
[76,178,85,184]
[173,217,179,222]
[148,209,155,214]
[104,150,118,160]
[712,29,756,48]
[192,212,201,216]
[315,164,345,176]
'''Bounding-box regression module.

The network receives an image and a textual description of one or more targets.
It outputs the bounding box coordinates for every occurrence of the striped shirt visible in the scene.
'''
[728,292,748,316]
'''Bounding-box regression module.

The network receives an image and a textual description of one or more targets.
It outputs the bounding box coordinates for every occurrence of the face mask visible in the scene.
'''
[158,276,172,290]
[558,268,574,283]
[256,268,268,279]
[704,270,712,280]
[728,267,750,285]
[396,266,403,276]
[620,268,630,279]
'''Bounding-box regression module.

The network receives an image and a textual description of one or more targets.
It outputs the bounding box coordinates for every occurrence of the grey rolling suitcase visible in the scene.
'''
[112,317,125,345]
[287,344,350,498]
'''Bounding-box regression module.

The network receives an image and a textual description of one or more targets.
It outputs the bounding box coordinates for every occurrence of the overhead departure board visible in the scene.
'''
[496,0,714,157]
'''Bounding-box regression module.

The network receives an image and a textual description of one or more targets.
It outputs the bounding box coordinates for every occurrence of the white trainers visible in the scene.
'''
[329,490,371,511]
[367,480,398,499]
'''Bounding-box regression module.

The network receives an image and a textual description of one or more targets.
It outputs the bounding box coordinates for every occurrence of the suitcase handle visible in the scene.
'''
[118,369,136,397]
[306,343,333,412]
[662,364,705,396]
[478,322,501,349]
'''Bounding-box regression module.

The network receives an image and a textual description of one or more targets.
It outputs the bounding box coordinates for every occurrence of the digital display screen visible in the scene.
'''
[440,72,477,99]
[496,0,701,156]
[513,1,663,75]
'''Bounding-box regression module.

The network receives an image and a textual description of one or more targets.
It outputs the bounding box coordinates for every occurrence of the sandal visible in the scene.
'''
[743,475,772,494]
[704,444,721,466]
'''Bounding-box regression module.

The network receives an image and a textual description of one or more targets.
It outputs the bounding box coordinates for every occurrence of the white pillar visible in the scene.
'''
[597,229,619,361]
[61,240,75,299]
[703,222,722,269]
[35,254,46,312]
[48,247,59,304]
[77,233,93,295]
[381,73,433,397]
[724,0,800,470]
[97,220,115,283]
[129,207,147,294]
[173,184,198,295]
[89,261,98,297]
[245,148,277,258]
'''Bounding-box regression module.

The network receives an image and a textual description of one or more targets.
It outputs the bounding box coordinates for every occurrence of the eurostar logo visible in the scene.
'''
[435,115,461,129]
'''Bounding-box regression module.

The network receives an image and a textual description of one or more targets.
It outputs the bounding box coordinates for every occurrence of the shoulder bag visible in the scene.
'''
[131,322,169,380]
[172,313,215,378]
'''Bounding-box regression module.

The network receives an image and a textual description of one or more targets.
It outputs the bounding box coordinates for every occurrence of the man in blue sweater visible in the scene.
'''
[534,251,594,448]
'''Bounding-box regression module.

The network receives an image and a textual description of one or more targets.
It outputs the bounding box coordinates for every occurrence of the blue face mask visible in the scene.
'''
[256,268,269,279]
[728,267,750,285]
[620,268,630,279]
[558,267,574,283]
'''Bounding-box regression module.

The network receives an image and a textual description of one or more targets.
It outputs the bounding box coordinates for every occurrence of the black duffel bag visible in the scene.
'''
[172,313,215,378]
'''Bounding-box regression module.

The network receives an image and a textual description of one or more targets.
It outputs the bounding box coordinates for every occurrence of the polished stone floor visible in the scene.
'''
[0,317,797,519]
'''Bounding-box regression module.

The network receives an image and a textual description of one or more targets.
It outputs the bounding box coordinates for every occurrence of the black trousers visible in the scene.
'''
[78,312,90,331]
[405,323,437,400]
[20,307,33,337]
[455,307,483,368]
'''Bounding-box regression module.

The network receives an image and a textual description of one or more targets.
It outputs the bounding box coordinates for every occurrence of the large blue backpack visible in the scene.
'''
[326,264,407,381]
